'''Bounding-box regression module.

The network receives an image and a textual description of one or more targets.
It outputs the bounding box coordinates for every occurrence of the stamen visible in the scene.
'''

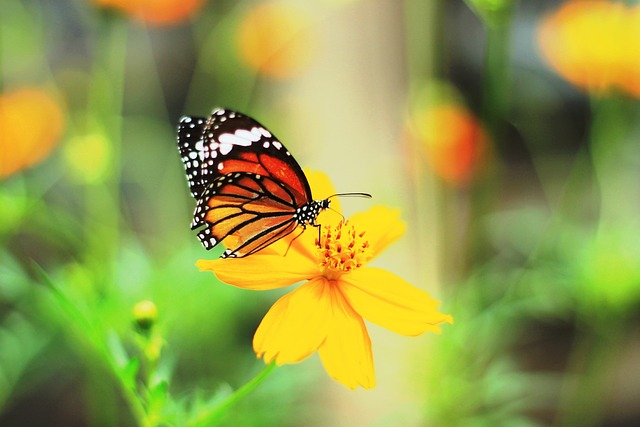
[315,220,372,280]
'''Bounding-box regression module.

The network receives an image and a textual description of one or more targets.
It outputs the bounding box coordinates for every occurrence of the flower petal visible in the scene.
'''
[317,286,375,389]
[253,277,331,364]
[196,250,317,290]
[306,169,340,212]
[349,206,406,259]
[340,267,453,336]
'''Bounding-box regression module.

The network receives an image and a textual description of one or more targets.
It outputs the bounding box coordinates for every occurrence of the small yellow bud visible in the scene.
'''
[132,300,158,331]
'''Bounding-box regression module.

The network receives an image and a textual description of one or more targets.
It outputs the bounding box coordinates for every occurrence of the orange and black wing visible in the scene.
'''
[196,172,302,258]
[177,108,315,257]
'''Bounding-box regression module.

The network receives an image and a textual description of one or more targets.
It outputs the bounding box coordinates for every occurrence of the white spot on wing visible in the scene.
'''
[219,133,252,147]
[235,129,261,142]
[260,128,272,138]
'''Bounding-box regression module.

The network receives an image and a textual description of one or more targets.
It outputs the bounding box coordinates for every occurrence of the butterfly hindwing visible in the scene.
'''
[196,172,300,257]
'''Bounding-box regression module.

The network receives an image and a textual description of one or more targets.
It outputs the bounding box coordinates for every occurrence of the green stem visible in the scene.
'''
[82,11,136,426]
[464,0,515,145]
[35,266,149,426]
[482,19,511,148]
[188,362,277,427]
[84,13,128,278]
[465,2,514,270]
[589,96,638,227]
[403,0,440,80]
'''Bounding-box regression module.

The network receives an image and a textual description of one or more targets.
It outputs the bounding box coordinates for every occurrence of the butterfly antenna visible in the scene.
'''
[327,192,372,199]
[323,193,371,222]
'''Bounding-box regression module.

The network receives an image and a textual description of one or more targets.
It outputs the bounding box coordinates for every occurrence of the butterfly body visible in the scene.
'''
[177,108,330,258]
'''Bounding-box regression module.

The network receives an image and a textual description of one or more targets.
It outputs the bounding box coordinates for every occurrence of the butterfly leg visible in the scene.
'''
[284,226,306,256]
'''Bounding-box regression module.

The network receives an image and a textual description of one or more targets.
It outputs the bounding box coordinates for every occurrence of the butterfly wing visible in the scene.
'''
[177,116,207,199]
[197,172,301,258]
[206,109,309,182]
[178,108,314,257]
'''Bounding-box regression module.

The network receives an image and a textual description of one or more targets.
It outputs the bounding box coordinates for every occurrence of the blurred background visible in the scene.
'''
[2,0,640,425]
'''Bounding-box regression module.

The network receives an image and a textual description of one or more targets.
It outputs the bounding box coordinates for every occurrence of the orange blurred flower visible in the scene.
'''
[411,103,488,186]
[0,88,65,179]
[538,1,640,97]
[93,0,206,26]
[237,2,316,78]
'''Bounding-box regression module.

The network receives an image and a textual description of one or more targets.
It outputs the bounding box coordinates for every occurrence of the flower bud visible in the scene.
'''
[133,300,158,332]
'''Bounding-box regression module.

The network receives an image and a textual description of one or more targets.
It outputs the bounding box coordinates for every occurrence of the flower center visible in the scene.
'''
[315,220,372,279]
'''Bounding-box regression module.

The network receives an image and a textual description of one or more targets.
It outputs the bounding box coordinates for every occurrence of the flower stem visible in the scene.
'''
[463,0,515,145]
[188,362,277,427]
[84,12,128,277]
[482,19,511,148]
[589,95,638,227]
[465,1,514,269]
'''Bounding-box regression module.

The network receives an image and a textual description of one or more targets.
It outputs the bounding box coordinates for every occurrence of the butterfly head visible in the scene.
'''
[294,199,329,227]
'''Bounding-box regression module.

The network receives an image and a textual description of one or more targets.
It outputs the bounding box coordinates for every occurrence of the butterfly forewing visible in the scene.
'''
[177,116,207,199]
[200,109,312,202]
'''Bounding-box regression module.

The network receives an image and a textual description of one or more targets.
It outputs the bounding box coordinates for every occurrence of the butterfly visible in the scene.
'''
[177,108,370,258]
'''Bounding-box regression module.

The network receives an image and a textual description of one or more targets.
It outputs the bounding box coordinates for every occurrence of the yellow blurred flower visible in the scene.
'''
[537,1,640,97]
[197,171,452,389]
[0,88,65,179]
[237,2,316,78]
[93,0,206,26]
[63,133,112,184]
[411,103,488,186]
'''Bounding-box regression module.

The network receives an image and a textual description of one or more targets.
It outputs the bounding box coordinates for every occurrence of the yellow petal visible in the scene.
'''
[261,223,320,264]
[253,277,331,364]
[340,267,453,336]
[317,286,375,389]
[349,206,406,259]
[306,169,339,208]
[196,250,317,290]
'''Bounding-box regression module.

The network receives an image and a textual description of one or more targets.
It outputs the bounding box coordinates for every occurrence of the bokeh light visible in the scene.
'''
[0,88,65,179]
[237,2,316,78]
[538,0,640,97]
[410,102,489,186]
[92,0,207,26]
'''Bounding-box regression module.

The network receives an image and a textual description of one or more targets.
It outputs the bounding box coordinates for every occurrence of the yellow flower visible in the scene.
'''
[537,1,640,97]
[93,0,206,26]
[0,88,65,179]
[197,171,452,389]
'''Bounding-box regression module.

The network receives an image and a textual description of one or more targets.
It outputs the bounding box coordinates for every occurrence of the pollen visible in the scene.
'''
[315,220,372,279]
